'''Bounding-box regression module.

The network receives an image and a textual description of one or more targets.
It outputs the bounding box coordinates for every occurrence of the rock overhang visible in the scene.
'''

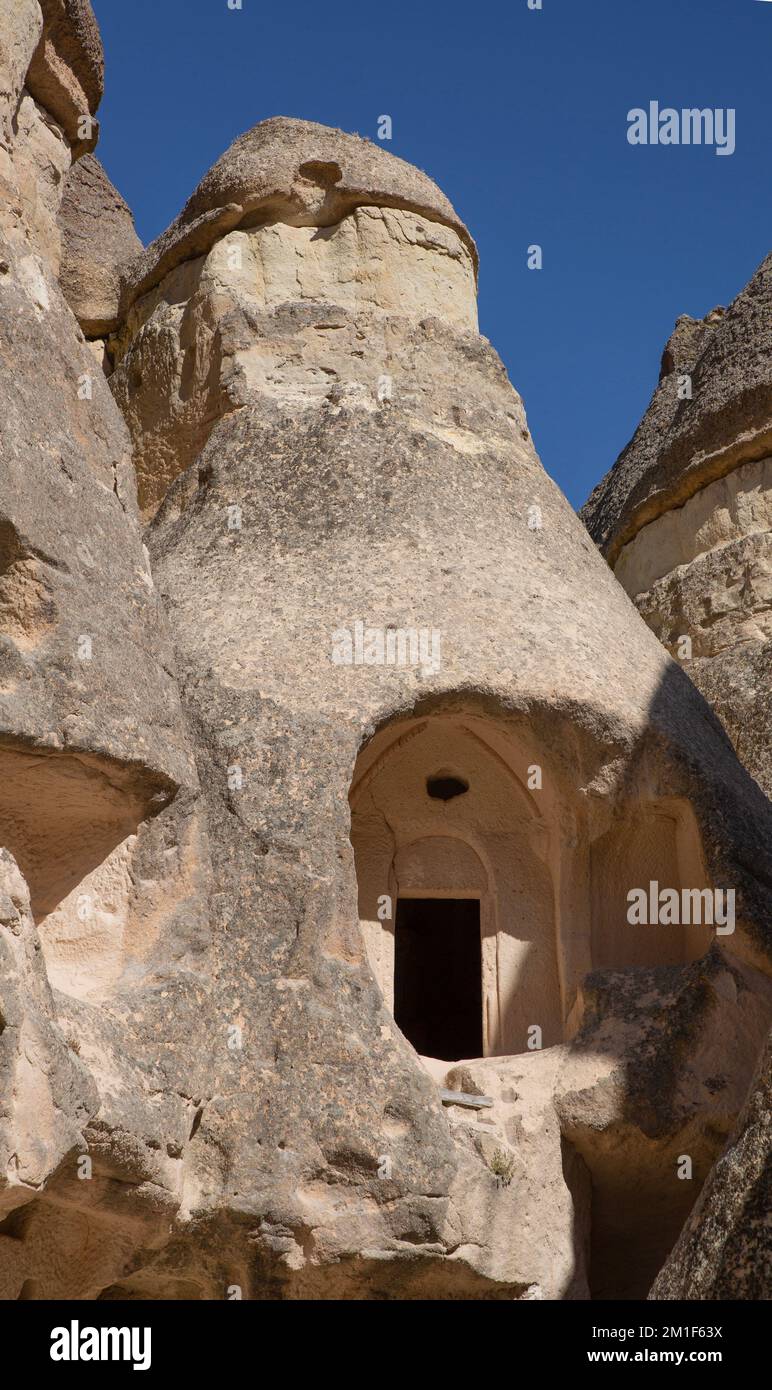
[120,116,479,314]
[58,153,143,335]
[26,0,104,155]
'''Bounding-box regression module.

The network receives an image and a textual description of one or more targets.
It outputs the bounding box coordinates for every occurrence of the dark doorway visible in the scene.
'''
[394,898,482,1061]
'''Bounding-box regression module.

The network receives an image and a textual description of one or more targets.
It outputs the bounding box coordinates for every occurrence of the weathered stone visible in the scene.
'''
[0,0,102,272]
[583,251,772,1298]
[649,1030,772,1300]
[0,1,200,1299]
[582,257,772,800]
[2,8,772,1300]
[58,153,142,336]
[583,255,772,563]
[0,1,44,153]
[111,204,479,520]
[0,849,96,1217]
[107,118,771,1297]
[120,116,477,316]
[557,948,772,1297]
[0,226,192,791]
[25,0,102,156]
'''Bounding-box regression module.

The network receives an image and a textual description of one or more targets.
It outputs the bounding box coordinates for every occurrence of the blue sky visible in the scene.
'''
[91,0,771,508]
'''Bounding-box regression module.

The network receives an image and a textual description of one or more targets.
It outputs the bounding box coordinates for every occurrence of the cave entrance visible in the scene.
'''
[394,897,482,1061]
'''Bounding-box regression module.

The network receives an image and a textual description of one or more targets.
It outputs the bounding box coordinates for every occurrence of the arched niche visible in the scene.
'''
[349,707,717,1063]
[589,799,714,969]
[349,712,563,1059]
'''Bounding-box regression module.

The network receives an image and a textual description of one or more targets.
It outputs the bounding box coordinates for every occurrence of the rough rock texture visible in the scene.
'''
[558,951,772,1298]
[111,201,478,520]
[25,0,102,155]
[583,253,772,561]
[1,14,772,1299]
[0,849,96,1204]
[649,1028,772,1300]
[0,2,44,152]
[58,152,142,336]
[0,0,102,275]
[95,117,772,1298]
[0,243,189,787]
[121,116,477,316]
[583,257,772,1300]
[582,258,772,800]
[0,0,199,1276]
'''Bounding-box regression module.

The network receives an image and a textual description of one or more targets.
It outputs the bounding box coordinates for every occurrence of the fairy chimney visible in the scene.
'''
[582,250,772,1303]
[582,255,772,797]
[1,4,771,1301]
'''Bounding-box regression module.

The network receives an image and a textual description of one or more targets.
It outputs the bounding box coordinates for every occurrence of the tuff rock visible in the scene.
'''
[583,254,772,1299]
[582,257,772,799]
[649,1028,772,1300]
[58,151,142,340]
[0,1,770,1303]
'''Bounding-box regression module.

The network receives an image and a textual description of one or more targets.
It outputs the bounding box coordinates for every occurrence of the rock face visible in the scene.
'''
[0,0,199,1297]
[111,116,480,521]
[649,1030,772,1301]
[0,0,192,919]
[58,152,142,338]
[0,848,96,1210]
[121,115,477,312]
[582,258,772,1299]
[582,259,772,798]
[108,116,772,1298]
[1,6,771,1302]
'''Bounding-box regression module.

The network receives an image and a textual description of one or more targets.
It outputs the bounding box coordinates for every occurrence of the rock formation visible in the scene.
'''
[58,151,141,351]
[582,259,772,798]
[583,256,772,1299]
[0,0,197,1298]
[649,1029,771,1301]
[1,1,770,1302]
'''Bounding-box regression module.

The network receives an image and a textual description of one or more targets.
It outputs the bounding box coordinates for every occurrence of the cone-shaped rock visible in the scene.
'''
[3,85,772,1298]
[103,119,772,1297]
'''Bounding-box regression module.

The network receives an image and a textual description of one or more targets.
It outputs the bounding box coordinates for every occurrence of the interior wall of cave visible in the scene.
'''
[350,710,715,1062]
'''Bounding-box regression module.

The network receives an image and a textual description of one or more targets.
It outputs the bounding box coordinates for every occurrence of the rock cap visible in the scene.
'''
[121,116,478,310]
[583,251,772,564]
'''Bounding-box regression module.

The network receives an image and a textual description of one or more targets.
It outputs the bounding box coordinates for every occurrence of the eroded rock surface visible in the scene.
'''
[110,119,479,521]
[583,258,772,798]
[649,1029,772,1300]
[1,4,771,1300]
[583,255,772,1300]
[58,152,141,338]
[0,0,200,1294]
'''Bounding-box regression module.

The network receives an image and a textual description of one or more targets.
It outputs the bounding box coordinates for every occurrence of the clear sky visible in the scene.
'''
[90,0,771,508]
